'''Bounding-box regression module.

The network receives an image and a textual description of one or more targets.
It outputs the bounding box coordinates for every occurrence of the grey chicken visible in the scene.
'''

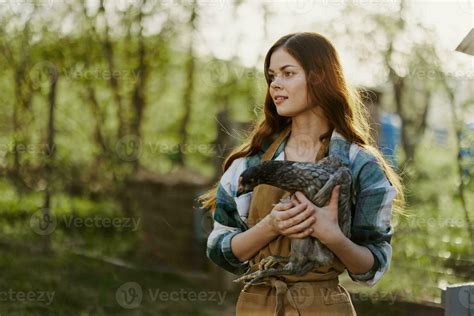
[234,155,352,290]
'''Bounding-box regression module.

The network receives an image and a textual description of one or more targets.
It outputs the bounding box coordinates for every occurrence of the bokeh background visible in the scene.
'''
[0,0,473,315]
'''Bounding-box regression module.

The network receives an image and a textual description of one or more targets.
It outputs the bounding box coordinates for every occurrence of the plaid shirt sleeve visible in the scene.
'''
[347,148,397,287]
[206,157,251,275]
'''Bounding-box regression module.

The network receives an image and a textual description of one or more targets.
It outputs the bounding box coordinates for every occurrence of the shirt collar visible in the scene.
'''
[328,129,351,166]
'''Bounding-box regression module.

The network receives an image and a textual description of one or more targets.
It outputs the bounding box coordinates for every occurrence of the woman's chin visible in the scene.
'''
[276,107,296,118]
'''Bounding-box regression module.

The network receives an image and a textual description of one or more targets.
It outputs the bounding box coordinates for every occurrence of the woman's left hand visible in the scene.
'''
[293,186,344,245]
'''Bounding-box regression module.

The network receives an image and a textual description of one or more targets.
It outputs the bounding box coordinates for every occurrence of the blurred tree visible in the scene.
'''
[176,0,197,167]
[0,10,36,195]
[79,0,112,166]
[442,77,474,243]
[41,57,59,253]
[129,0,150,173]
[324,0,443,170]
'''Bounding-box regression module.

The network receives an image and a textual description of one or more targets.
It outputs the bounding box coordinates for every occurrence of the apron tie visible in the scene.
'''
[268,277,302,316]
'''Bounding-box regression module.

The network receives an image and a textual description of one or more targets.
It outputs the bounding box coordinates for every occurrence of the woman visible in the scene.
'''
[199,32,404,316]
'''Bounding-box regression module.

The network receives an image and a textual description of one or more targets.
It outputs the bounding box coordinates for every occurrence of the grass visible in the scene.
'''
[0,183,234,315]
[0,246,232,315]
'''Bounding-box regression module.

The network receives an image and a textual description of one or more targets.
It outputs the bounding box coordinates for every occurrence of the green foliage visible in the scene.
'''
[342,139,474,304]
[0,2,472,314]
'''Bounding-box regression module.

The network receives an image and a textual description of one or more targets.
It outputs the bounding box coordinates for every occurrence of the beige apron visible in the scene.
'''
[236,125,357,316]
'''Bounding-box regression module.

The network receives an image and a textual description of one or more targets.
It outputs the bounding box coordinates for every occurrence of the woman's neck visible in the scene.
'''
[283,110,330,162]
[288,110,330,149]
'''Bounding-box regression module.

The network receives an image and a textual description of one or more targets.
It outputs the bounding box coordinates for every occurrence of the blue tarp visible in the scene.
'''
[379,112,401,168]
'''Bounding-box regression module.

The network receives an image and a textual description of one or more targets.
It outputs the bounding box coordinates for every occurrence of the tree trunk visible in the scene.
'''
[176,0,197,167]
[130,0,148,173]
[41,64,58,253]
[98,0,126,141]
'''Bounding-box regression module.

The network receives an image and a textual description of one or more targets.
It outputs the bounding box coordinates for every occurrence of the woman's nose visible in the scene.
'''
[270,76,283,89]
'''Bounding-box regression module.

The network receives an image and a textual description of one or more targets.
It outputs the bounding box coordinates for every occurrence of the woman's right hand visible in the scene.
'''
[265,197,316,239]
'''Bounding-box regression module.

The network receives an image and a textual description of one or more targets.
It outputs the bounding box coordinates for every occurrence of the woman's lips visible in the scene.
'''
[274,96,288,105]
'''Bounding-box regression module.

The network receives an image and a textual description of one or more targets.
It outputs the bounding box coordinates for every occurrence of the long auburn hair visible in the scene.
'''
[198,32,405,215]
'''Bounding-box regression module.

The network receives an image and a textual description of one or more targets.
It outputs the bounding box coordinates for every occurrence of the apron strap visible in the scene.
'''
[262,125,292,161]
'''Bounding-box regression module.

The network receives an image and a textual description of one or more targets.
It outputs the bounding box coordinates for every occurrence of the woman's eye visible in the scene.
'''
[268,72,294,81]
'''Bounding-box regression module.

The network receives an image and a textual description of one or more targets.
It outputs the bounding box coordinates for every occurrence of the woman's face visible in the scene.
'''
[268,48,311,117]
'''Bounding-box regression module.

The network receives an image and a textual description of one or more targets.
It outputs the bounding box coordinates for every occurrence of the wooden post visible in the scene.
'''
[441,282,474,315]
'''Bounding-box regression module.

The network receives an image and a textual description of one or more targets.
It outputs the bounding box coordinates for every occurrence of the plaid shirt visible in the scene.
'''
[206,129,397,287]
